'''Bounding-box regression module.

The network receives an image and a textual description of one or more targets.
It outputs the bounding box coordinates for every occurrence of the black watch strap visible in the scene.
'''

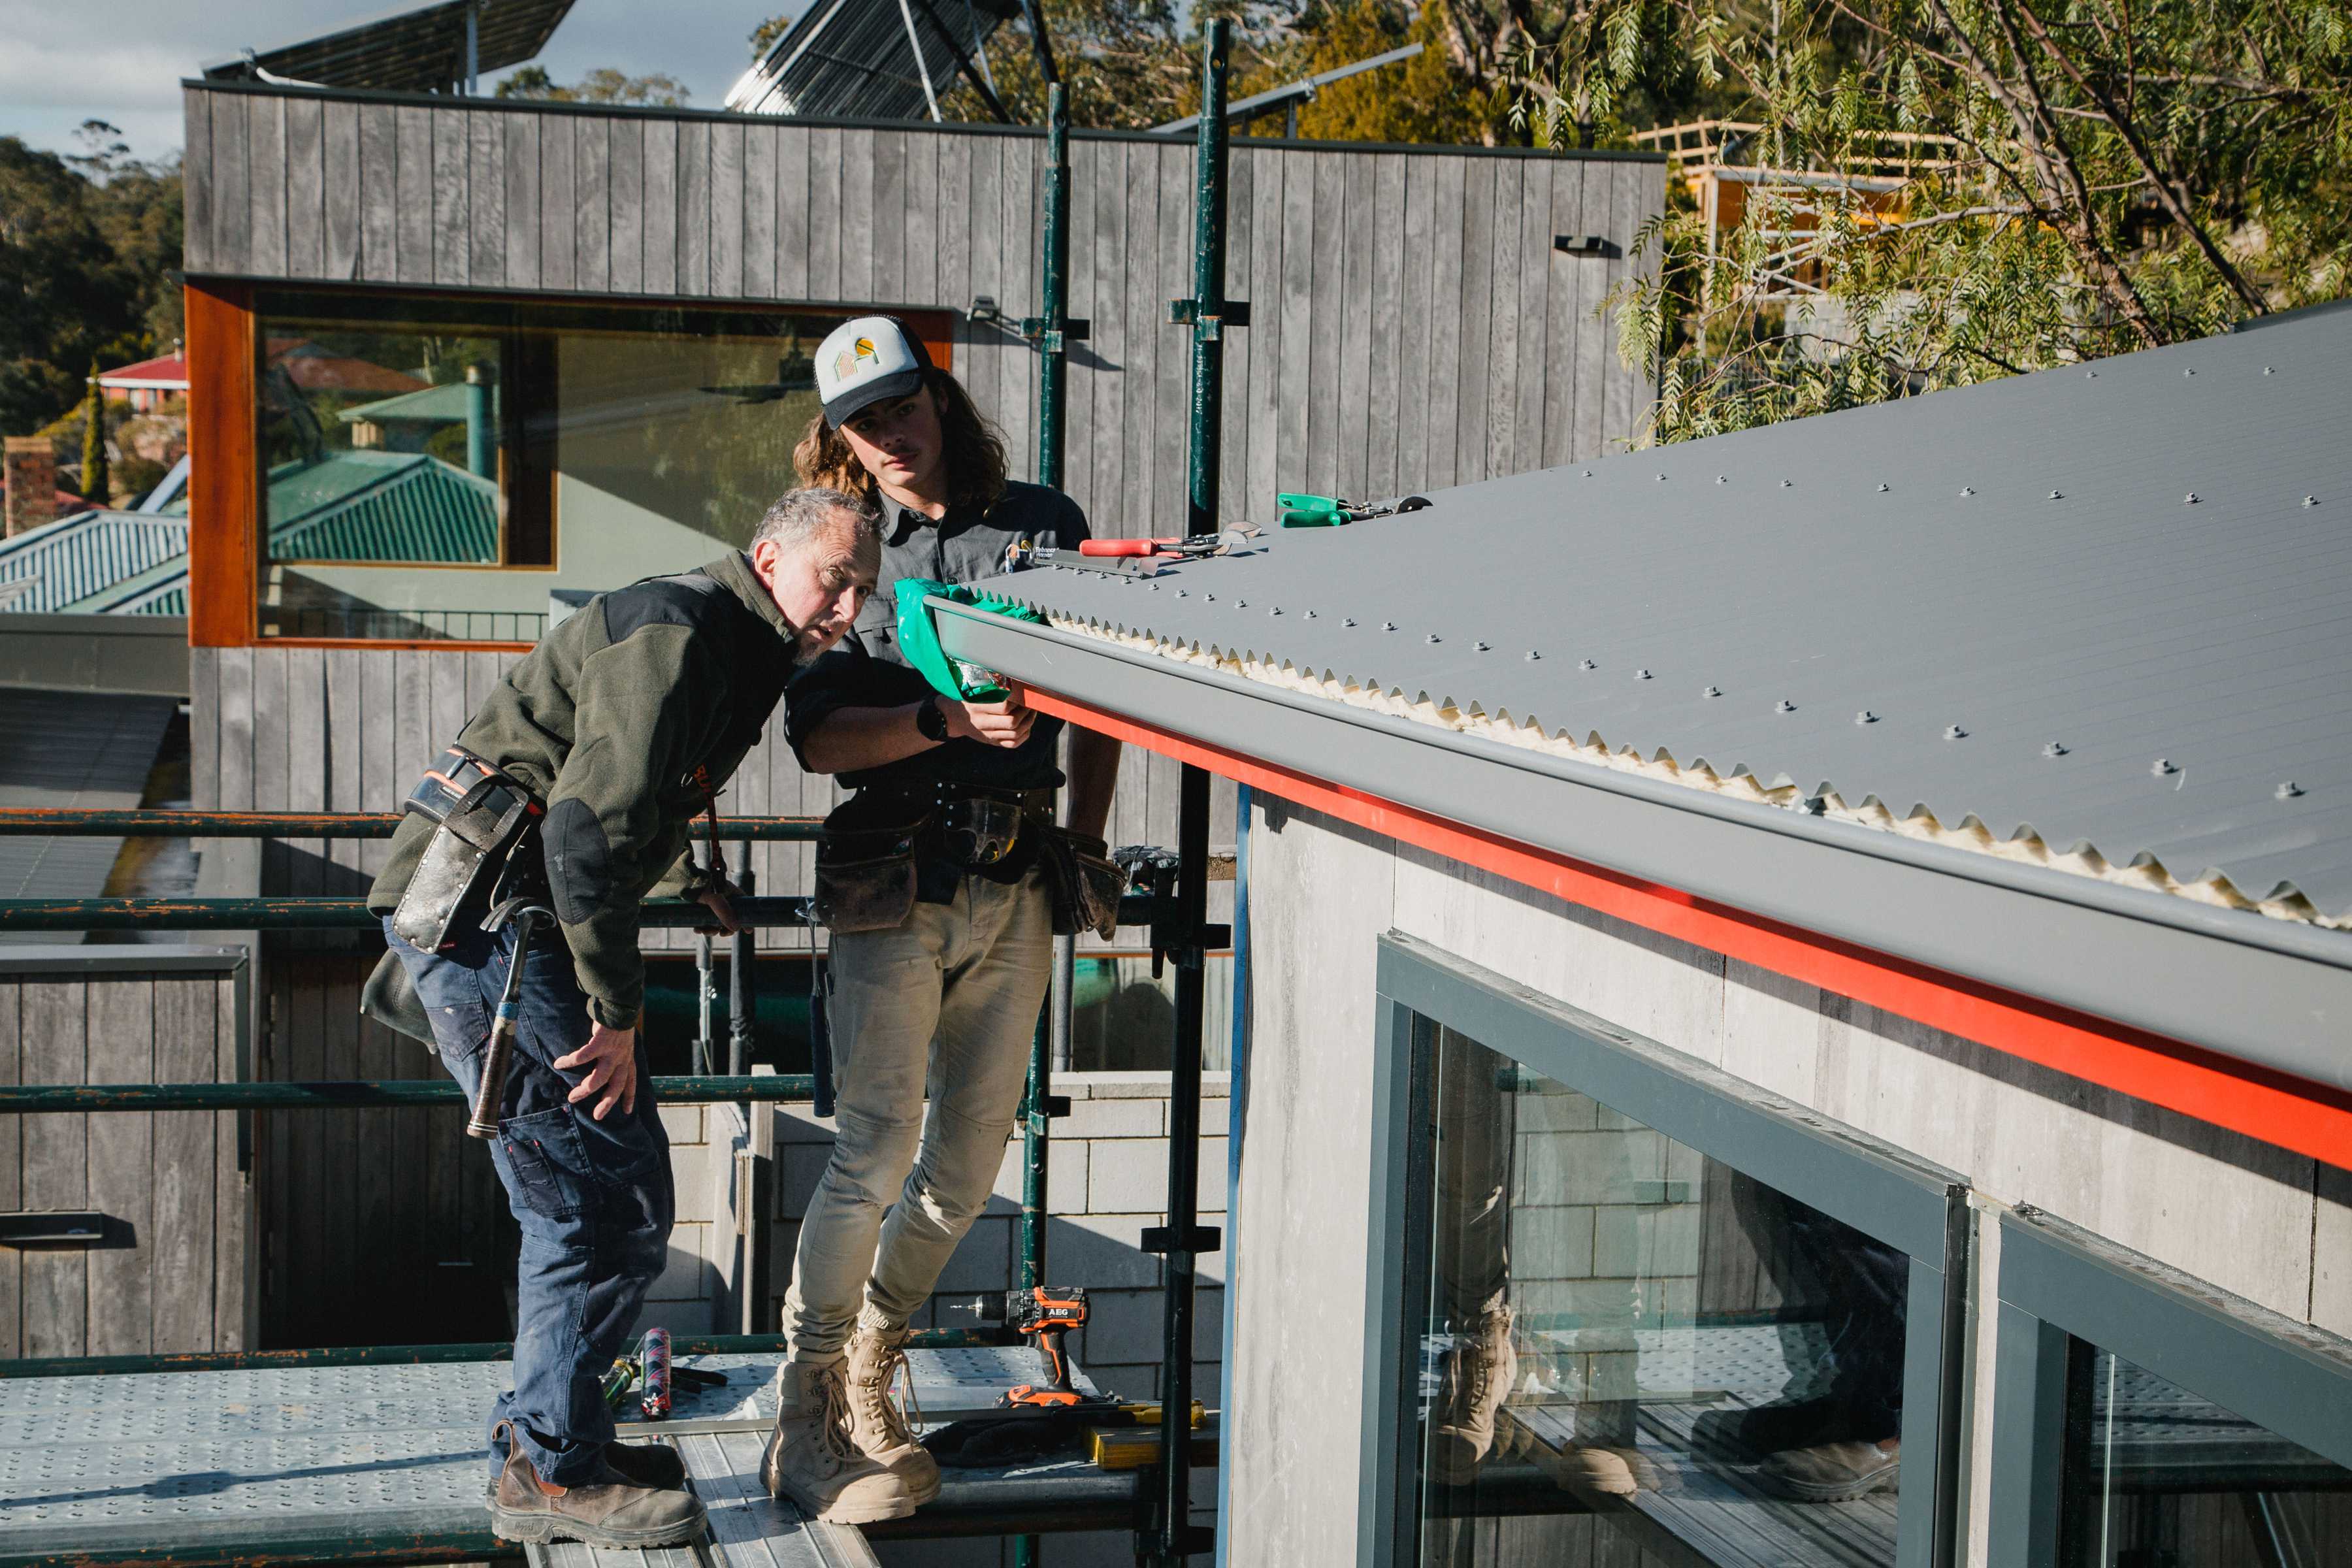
[915,694,950,742]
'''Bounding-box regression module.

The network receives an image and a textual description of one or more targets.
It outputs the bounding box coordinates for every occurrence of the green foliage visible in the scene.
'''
[1236,0,1507,144]
[80,361,107,503]
[1516,0,2352,443]
[494,65,691,106]
[0,122,177,441]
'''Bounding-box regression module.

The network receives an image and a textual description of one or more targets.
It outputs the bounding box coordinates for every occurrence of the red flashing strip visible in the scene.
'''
[1022,685,2352,1170]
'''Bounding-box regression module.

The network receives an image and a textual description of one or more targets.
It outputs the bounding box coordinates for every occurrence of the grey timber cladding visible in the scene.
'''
[180,85,1663,543]
[974,304,2352,933]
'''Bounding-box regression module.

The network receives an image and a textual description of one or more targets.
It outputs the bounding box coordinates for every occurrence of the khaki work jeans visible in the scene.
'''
[781,867,1054,1362]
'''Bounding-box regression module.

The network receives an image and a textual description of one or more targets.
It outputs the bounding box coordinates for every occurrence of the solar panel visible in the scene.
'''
[725,0,1021,122]
[200,0,575,95]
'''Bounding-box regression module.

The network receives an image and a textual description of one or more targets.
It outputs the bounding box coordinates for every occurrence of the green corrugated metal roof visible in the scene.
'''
[267,451,499,563]
[0,512,191,613]
[334,381,498,426]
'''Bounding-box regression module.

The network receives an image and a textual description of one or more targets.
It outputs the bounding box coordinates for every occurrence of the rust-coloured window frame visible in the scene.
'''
[183,280,957,652]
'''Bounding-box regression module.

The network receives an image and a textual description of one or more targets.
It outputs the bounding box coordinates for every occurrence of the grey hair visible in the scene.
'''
[751,485,882,555]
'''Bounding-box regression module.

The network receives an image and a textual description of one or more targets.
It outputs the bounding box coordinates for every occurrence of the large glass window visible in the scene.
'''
[2059,1345,2352,1565]
[1411,1024,1910,1566]
[237,291,951,642]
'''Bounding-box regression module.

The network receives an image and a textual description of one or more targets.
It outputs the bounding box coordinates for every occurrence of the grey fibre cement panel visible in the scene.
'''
[972,307,2352,926]
[935,607,2352,1088]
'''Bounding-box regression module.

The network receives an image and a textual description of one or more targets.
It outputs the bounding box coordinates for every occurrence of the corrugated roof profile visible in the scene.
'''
[0,513,191,615]
[970,306,2352,936]
[267,451,500,563]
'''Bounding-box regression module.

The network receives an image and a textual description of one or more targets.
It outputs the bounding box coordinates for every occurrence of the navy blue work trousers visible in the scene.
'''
[384,916,674,1488]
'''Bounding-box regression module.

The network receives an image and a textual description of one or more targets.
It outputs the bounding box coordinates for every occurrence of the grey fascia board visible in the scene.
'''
[936,604,2352,1091]
[0,945,250,975]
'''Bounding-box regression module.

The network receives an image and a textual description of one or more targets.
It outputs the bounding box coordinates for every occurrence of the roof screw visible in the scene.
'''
[2152,757,2176,776]
[2043,742,2068,757]
[1581,470,1593,478]
[1525,650,1541,662]
[1656,472,1667,482]
[1236,598,1248,607]
[1774,698,1795,713]
[1381,620,1396,631]
[1716,476,1727,484]
[2303,496,2319,507]
[1203,593,1215,602]
[1876,482,1889,493]
[2263,367,2274,375]
[1856,710,1877,725]
[1303,608,1316,618]
[2085,370,2099,378]
[2048,490,2063,500]
[1471,640,1490,652]
[1959,487,1974,497]
[1635,668,1652,680]
[1268,606,1281,615]
[1341,616,1355,627]
[2183,367,2196,376]
[1944,724,1968,740]
[1425,632,1441,644]
[2183,493,2198,504]
[2278,781,2304,799]
[1702,685,1722,698]
[1779,479,1793,488]
[1579,658,1597,671]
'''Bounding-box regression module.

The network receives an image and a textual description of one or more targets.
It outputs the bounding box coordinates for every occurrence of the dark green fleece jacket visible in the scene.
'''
[368,553,797,1028]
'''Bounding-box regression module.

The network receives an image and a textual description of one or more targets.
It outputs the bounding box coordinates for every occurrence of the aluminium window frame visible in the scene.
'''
[1985,1206,2352,1565]
[1360,930,1970,1568]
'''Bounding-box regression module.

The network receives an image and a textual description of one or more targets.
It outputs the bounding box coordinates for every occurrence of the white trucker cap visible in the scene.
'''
[815,315,932,427]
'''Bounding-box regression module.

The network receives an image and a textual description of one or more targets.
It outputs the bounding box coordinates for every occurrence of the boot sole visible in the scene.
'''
[762,1448,919,1524]
[489,1499,709,1549]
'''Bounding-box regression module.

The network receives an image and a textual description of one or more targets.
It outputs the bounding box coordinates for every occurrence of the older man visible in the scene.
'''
[368,487,881,1550]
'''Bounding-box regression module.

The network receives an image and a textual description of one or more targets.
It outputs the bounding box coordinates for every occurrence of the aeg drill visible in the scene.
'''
[957,1286,1103,1409]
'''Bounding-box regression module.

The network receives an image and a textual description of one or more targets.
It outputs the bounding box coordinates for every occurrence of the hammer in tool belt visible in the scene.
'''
[465,898,555,1140]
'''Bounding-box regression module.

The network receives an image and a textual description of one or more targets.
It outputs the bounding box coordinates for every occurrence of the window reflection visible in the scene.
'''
[2061,1347,2352,1565]
[237,293,935,642]
[1414,1023,1912,1566]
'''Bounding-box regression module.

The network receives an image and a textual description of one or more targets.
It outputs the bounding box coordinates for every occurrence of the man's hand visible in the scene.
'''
[555,1022,639,1120]
[945,691,1035,750]
[694,879,740,935]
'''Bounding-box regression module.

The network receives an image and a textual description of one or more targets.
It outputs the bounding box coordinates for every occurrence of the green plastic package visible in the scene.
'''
[892,577,1047,701]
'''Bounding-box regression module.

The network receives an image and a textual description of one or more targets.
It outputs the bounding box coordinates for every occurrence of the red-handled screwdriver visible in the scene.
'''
[1078,538,1177,557]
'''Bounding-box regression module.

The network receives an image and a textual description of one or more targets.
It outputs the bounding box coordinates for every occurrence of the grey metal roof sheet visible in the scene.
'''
[200,0,574,93]
[977,305,2352,927]
[0,688,177,941]
[727,0,1018,121]
[0,512,190,615]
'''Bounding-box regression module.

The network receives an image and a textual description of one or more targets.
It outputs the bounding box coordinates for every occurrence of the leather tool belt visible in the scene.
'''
[391,747,544,953]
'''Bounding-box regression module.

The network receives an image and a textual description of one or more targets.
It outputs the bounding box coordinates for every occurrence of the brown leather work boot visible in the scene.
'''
[845,1316,943,1503]
[487,1424,706,1548]
[1757,1436,1901,1502]
[761,1359,917,1524]
[1426,1306,1517,1485]
[604,1438,687,1490]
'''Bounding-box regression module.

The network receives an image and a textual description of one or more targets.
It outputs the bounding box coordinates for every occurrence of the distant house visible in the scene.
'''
[95,350,191,412]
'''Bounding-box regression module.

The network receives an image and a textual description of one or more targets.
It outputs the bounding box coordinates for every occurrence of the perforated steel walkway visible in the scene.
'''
[0,1347,1115,1567]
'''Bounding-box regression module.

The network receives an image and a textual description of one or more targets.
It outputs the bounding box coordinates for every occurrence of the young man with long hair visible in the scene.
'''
[760,317,1121,1523]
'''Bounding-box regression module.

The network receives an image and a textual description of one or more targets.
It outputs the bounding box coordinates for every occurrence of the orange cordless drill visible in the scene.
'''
[958,1287,1105,1409]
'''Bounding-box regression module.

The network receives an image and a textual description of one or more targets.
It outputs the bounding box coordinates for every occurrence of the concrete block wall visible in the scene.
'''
[766,1070,1230,1403]
[644,1103,721,1333]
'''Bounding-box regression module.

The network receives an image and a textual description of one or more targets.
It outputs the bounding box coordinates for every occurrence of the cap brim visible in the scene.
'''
[823,368,925,428]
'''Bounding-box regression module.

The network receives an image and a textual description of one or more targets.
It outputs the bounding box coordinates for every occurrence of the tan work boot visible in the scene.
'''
[761,1359,917,1524]
[487,1424,707,1548]
[845,1316,943,1503]
[1426,1306,1517,1485]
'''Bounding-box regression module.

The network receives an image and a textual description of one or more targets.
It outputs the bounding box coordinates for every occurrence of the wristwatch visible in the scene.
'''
[914,693,951,743]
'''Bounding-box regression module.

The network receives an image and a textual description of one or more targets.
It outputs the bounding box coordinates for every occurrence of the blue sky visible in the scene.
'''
[0,0,786,167]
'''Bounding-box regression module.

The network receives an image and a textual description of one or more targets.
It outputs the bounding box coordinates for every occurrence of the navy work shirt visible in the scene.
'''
[784,480,1090,797]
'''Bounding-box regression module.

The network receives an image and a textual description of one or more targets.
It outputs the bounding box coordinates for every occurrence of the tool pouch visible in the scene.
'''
[359,949,438,1050]
[936,796,1025,870]
[391,748,542,953]
[1037,826,1128,941]
[813,813,923,934]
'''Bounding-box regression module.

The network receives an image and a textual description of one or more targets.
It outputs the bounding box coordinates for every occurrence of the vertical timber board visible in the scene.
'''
[284,648,327,898]
[467,110,505,289]
[1000,135,1039,476]
[1132,140,1173,547]
[319,959,362,1331]
[188,649,220,818]
[678,119,712,297]
[85,977,157,1355]
[395,106,433,286]
[216,647,256,814]
[1364,154,1405,500]
[709,117,744,299]
[211,93,250,277]
[1452,157,1496,485]
[642,117,676,297]
[776,123,812,299]
[1609,159,1663,448]
[934,132,975,416]
[1273,148,1313,504]
[870,128,906,305]
[1305,152,1345,497]
[20,982,88,1356]
[357,647,400,878]
[0,983,18,1356]
[804,126,841,301]
[1336,150,1377,502]
[325,649,363,893]
[1244,145,1284,521]
[539,111,577,293]
[574,114,612,295]
[503,109,542,291]
[184,90,214,274]
[1423,155,1467,491]
[358,102,399,284]
[284,95,325,280]
[246,93,289,279]
[1482,157,1527,480]
[609,114,644,294]
[323,99,361,282]
[1395,155,1436,493]
[1569,159,1610,464]
[1508,159,1552,477]
[1058,135,1097,515]
[432,103,470,287]
[838,129,877,304]
[216,972,252,1350]
[1539,160,1586,468]
[153,975,221,1350]
[903,130,940,321]
[742,120,777,300]
[250,645,288,898]
[1218,147,1255,519]
[1096,138,1137,539]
